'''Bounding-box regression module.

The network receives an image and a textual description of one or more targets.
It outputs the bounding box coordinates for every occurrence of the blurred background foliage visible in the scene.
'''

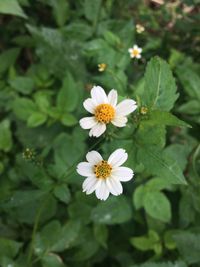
[0,0,200,266]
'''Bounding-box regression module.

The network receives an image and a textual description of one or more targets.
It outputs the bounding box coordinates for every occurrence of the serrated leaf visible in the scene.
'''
[0,0,27,18]
[61,113,77,127]
[54,184,71,204]
[0,238,22,258]
[143,57,178,111]
[9,76,34,95]
[12,97,37,120]
[0,48,20,73]
[133,185,145,210]
[0,120,12,152]
[144,191,171,223]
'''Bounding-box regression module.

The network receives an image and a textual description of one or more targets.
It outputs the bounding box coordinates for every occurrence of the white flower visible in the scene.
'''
[79,86,137,137]
[136,24,145,34]
[128,45,142,59]
[77,149,134,201]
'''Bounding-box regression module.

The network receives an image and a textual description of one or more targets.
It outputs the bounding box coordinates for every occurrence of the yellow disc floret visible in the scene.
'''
[132,49,139,57]
[95,104,115,123]
[94,160,112,179]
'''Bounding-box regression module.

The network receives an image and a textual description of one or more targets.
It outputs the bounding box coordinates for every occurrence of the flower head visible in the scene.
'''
[136,24,145,34]
[98,63,107,72]
[128,45,142,59]
[79,86,137,137]
[77,149,134,201]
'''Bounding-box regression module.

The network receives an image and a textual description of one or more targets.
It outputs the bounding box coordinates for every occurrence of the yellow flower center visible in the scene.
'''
[98,63,107,72]
[132,49,139,57]
[95,104,115,124]
[140,106,148,115]
[94,160,112,179]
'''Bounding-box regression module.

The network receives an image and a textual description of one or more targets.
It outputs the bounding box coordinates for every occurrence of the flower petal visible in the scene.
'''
[79,117,97,129]
[108,89,118,107]
[136,54,141,59]
[89,123,106,138]
[116,99,137,116]
[108,148,128,167]
[112,166,134,182]
[111,116,127,127]
[82,176,99,194]
[77,162,94,177]
[133,45,138,50]
[106,177,123,196]
[91,86,108,105]
[128,48,133,53]
[83,98,96,114]
[138,48,142,53]
[86,150,102,165]
[95,180,110,201]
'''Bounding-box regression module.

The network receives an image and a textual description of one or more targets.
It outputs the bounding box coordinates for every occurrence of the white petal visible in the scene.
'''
[91,86,108,105]
[77,162,94,177]
[95,180,110,201]
[108,89,118,107]
[82,176,99,194]
[111,116,127,127]
[133,45,138,49]
[112,167,134,182]
[89,123,106,138]
[106,177,123,196]
[86,151,102,165]
[79,117,97,129]
[83,98,96,114]
[108,149,128,167]
[128,48,133,53]
[136,55,141,59]
[138,48,142,53]
[116,99,137,116]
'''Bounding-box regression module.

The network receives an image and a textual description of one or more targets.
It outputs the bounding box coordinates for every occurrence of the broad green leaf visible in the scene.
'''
[0,120,12,152]
[9,77,34,95]
[94,224,108,249]
[12,97,37,120]
[178,100,200,115]
[0,0,27,18]
[42,253,65,267]
[164,230,176,250]
[132,261,187,267]
[61,113,78,127]
[34,91,51,113]
[68,201,92,225]
[56,73,79,112]
[0,48,20,73]
[141,110,191,128]
[0,238,22,258]
[133,185,145,210]
[54,184,71,204]
[84,0,102,23]
[50,0,69,27]
[91,196,132,225]
[145,178,173,191]
[173,231,200,264]
[143,57,178,111]
[27,112,47,127]
[144,191,171,223]
[137,146,187,185]
[130,230,160,252]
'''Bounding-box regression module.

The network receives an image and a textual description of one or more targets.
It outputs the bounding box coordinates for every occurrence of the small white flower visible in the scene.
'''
[128,45,142,59]
[79,86,137,137]
[77,149,134,201]
[136,24,145,34]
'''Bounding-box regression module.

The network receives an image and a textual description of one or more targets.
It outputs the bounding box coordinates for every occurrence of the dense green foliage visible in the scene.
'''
[0,0,200,267]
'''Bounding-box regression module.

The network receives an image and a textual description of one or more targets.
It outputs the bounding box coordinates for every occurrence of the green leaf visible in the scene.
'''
[56,73,79,112]
[42,253,65,267]
[84,0,102,23]
[133,185,145,210]
[12,97,37,120]
[54,184,71,204]
[0,238,22,258]
[173,231,200,264]
[130,230,160,252]
[27,112,47,127]
[9,76,34,95]
[50,0,69,27]
[61,113,78,127]
[91,196,132,225]
[178,100,200,115]
[142,110,191,128]
[34,91,51,113]
[0,120,12,152]
[94,224,108,249]
[0,0,27,18]
[137,146,187,185]
[0,48,20,73]
[144,191,171,223]
[132,261,187,267]
[143,57,178,111]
